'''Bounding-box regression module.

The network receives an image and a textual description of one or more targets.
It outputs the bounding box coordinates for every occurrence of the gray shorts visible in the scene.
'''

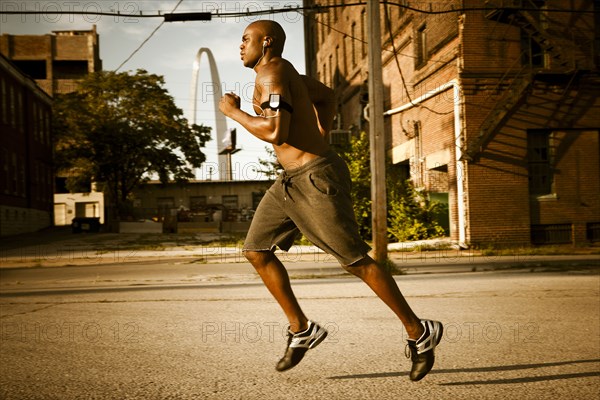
[243,150,371,265]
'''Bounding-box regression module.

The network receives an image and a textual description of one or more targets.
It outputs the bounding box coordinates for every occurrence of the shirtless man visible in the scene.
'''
[219,20,442,381]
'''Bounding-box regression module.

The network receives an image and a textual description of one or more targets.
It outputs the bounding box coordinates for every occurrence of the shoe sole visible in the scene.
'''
[276,327,328,372]
[308,328,328,349]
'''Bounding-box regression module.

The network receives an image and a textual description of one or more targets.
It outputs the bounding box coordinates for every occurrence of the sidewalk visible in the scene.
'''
[1,228,598,272]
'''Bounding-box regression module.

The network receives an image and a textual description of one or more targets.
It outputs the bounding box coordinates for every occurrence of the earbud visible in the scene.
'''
[263,41,267,47]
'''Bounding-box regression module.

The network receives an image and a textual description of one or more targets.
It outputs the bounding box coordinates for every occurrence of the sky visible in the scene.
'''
[0,0,307,180]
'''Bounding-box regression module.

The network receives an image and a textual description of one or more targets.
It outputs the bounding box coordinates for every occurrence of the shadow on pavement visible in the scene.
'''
[439,371,599,385]
[327,358,600,384]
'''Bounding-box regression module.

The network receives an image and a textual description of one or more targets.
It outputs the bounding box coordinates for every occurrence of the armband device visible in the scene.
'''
[260,94,293,116]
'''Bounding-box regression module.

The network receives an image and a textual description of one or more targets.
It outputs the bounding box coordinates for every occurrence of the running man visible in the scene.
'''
[218,20,442,381]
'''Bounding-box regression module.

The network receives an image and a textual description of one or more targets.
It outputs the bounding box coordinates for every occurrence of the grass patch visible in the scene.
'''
[475,243,600,257]
[378,258,406,275]
[209,233,246,247]
[389,242,455,253]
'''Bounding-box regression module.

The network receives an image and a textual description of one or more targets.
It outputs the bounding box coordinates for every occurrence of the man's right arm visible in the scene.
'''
[301,75,335,136]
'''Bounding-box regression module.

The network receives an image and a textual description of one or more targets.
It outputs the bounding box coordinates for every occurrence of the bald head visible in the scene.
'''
[247,20,286,56]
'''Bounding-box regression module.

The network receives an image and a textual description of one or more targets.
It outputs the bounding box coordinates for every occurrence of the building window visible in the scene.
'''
[587,222,600,242]
[416,24,428,68]
[13,60,47,79]
[38,103,44,143]
[528,130,553,196]
[222,195,238,210]
[319,14,325,44]
[52,60,89,79]
[9,84,15,128]
[335,45,340,85]
[520,1,548,68]
[328,54,333,87]
[11,153,17,194]
[17,91,23,133]
[521,32,546,68]
[332,0,338,22]
[190,196,207,211]
[45,110,51,146]
[361,8,366,59]
[351,22,357,67]
[1,149,8,194]
[311,24,317,60]
[531,223,572,245]
[32,102,38,141]
[0,77,5,124]
[343,34,350,73]
[18,158,25,197]
[157,197,175,209]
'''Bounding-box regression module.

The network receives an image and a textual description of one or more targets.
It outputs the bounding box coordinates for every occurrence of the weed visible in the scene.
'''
[378,258,406,275]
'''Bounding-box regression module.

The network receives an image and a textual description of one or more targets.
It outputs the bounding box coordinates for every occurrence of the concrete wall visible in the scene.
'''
[54,192,105,226]
[119,221,163,234]
[0,205,51,236]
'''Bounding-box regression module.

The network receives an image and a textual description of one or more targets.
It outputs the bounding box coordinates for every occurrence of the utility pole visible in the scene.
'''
[366,1,387,262]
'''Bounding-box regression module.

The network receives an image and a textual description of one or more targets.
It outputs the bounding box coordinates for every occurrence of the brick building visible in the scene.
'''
[1,27,104,232]
[304,0,600,246]
[0,54,53,236]
[0,26,102,97]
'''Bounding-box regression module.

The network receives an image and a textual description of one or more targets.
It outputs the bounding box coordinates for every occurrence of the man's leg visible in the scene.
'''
[245,249,328,372]
[244,250,308,333]
[343,255,443,381]
[343,255,424,339]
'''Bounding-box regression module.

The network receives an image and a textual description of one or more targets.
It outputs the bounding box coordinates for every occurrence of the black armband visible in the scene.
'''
[261,94,294,114]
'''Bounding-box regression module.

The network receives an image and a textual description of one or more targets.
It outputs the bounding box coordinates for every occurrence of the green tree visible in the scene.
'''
[53,69,211,218]
[337,132,372,238]
[337,131,447,242]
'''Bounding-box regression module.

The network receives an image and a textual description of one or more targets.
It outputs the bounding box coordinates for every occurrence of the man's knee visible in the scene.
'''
[244,250,273,266]
[342,263,367,278]
[341,256,376,278]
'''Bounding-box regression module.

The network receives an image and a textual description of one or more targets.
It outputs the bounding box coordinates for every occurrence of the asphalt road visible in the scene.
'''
[0,262,599,399]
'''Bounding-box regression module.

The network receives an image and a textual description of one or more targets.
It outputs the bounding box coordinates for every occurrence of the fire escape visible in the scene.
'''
[463,0,597,161]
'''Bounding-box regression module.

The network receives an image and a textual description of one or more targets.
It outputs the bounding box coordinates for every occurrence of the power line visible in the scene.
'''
[115,0,184,71]
[383,3,453,116]
[301,6,449,66]
[2,0,594,71]
[1,1,595,20]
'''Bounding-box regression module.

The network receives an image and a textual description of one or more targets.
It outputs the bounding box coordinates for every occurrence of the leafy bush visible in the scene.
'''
[337,131,447,242]
[387,180,447,241]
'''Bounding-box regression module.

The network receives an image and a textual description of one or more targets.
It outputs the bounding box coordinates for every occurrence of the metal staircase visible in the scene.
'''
[463,74,533,161]
[463,0,595,161]
[485,0,593,71]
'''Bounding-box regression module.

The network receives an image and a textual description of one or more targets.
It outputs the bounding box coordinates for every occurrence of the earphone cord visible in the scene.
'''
[251,44,278,118]
[253,45,266,70]
[252,102,280,119]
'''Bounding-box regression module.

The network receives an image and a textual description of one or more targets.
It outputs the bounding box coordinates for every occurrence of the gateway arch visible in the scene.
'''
[189,48,234,180]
